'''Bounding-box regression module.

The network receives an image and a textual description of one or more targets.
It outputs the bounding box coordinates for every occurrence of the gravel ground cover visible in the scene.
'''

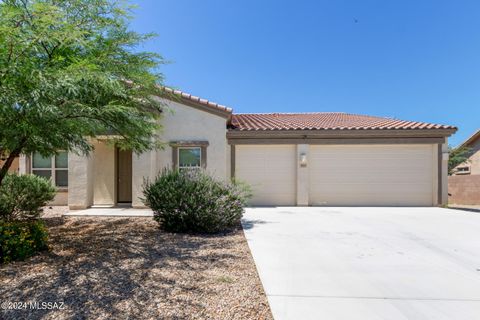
[0,213,272,320]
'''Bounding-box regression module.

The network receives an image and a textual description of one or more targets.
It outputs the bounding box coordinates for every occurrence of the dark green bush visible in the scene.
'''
[143,169,251,233]
[0,220,48,263]
[0,174,56,221]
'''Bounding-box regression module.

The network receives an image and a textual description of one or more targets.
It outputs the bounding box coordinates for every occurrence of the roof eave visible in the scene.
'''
[159,87,232,119]
[227,128,457,140]
[458,129,480,149]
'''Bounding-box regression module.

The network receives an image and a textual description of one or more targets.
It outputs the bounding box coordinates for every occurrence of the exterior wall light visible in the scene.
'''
[300,153,307,167]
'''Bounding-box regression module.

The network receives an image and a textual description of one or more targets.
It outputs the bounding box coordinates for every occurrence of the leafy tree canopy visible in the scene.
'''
[0,0,165,183]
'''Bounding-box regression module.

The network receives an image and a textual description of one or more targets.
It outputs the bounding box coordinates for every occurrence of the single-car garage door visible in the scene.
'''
[309,144,436,206]
[236,145,296,206]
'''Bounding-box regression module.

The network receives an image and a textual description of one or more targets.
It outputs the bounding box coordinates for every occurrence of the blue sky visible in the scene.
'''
[130,0,479,146]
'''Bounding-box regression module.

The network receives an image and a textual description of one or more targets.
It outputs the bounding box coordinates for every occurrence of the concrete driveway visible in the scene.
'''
[242,207,480,320]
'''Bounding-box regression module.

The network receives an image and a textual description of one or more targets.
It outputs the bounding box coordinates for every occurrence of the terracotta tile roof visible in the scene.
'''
[229,112,457,131]
[162,87,233,113]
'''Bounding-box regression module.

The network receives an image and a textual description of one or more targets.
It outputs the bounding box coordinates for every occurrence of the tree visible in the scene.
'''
[0,0,165,185]
[448,146,472,175]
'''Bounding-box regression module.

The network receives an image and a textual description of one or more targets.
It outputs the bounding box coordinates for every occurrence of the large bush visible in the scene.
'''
[143,169,251,233]
[0,221,49,263]
[0,174,56,221]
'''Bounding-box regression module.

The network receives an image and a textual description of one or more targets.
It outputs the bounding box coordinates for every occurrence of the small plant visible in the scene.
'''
[0,220,49,263]
[143,169,251,233]
[0,174,56,222]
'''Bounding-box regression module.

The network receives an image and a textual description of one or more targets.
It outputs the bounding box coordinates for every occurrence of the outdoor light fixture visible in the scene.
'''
[300,153,307,167]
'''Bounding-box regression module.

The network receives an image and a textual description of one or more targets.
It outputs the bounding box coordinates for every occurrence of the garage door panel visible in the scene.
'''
[312,183,432,193]
[309,145,435,206]
[312,173,432,184]
[247,181,296,191]
[236,145,296,206]
[313,158,433,166]
[309,145,432,154]
[310,195,431,206]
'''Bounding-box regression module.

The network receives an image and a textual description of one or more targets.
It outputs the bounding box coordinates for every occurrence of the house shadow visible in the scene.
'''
[448,206,480,213]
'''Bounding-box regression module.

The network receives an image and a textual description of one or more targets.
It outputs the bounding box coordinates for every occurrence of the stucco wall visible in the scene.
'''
[466,138,480,175]
[50,190,68,206]
[68,151,94,209]
[441,140,449,205]
[0,157,19,173]
[226,144,231,180]
[131,99,228,207]
[132,150,157,208]
[296,144,309,206]
[92,141,116,206]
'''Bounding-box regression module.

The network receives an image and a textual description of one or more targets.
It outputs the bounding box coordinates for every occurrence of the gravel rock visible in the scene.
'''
[0,217,272,320]
[41,206,69,218]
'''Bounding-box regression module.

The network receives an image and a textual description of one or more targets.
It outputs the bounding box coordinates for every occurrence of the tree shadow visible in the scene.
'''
[0,217,263,320]
[241,219,269,230]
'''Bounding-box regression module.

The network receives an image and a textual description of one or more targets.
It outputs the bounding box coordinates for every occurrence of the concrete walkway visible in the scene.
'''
[242,207,480,320]
[64,207,153,217]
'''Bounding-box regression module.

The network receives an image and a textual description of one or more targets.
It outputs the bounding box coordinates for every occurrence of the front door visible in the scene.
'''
[117,148,132,203]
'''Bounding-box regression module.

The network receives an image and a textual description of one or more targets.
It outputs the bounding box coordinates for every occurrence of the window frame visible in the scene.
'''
[170,141,208,170]
[455,166,471,175]
[31,152,68,189]
[177,147,202,170]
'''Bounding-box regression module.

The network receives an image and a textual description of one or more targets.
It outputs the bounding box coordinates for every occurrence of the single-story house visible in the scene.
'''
[451,129,480,175]
[448,129,480,205]
[16,88,457,208]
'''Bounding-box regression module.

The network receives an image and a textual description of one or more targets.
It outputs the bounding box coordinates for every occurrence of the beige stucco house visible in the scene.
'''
[451,129,480,175]
[16,89,457,208]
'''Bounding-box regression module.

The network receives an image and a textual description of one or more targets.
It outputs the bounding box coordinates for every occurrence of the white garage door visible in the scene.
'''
[309,145,436,206]
[236,145,296,206]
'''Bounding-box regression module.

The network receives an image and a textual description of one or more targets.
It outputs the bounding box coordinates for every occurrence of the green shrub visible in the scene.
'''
[143,169,251,233]
[0,220,48,263]
[0,174,56,221]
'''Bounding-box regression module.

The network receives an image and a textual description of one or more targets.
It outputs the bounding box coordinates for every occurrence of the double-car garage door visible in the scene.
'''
[235,144,436,206]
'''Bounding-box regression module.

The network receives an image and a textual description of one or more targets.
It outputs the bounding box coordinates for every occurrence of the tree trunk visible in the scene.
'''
[0,149,21,186]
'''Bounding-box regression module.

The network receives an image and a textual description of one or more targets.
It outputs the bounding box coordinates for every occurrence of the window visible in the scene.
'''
[170,141,208,170]
[178,147,201,170]
[32,152,68,187]
[455,166,470,175]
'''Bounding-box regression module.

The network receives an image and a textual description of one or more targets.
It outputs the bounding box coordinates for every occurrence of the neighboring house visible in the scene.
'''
[448,129,480,205]
[451,129,480,175]
[16,88,457,208]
